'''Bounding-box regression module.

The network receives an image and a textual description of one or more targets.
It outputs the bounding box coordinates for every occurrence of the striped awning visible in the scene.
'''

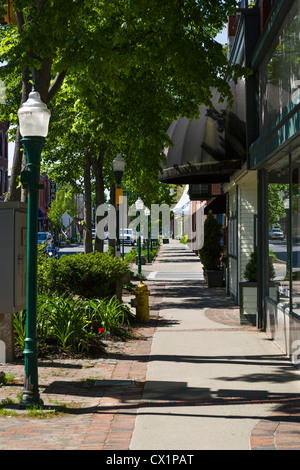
[160,82,246,185]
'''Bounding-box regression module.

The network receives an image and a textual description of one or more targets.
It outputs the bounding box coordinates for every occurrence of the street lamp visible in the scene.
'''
[113,154,125,187]
[18,88,51,408]
[135,198,144,276]
[144,207,150,262]
[113,155,125,253]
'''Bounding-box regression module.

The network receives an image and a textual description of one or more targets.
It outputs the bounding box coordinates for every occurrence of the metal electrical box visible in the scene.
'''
[0,202,27,314]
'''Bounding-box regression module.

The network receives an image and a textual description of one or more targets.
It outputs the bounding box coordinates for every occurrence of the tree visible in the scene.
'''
[47,189,77,237]
[268,184,288,227]
[0,0,244,204]
[199,211,222,271]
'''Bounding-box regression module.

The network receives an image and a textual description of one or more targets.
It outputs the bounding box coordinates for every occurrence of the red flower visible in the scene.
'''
[98,328,104,334]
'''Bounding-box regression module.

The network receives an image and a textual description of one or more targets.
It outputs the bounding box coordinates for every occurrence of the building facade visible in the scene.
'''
[248,0,300,361]
[161,0,300,364]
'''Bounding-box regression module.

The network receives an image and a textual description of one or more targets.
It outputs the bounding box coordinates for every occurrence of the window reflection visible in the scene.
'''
[267,163,300,314]
[267,174,289,308]
[259,0,300,132]
[292,167,300,314]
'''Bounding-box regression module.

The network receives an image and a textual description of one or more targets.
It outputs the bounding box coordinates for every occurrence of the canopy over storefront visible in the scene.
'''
[160,84,246,185]
[172,185,190,219]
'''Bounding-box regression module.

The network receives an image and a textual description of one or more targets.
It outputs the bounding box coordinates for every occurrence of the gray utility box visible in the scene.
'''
[0,202,27,363]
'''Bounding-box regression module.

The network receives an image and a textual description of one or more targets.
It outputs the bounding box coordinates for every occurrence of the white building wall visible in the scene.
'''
[239,182,257,286]
[225,168,257,304]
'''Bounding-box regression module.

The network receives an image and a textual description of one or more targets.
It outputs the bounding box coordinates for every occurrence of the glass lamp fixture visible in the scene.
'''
[113,154,126,173]
[113,154,125,187]
[135,197,144,211]
[18,90,51,137]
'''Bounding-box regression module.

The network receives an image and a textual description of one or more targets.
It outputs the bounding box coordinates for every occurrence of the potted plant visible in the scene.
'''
[240,247,275,325]
[199,210,223,287]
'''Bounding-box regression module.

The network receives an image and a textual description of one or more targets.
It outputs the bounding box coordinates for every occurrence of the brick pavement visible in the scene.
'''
[1,271,300,449]
[0,282,163,450]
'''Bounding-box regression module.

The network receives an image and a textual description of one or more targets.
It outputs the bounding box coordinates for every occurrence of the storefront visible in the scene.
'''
[249,0,300,359]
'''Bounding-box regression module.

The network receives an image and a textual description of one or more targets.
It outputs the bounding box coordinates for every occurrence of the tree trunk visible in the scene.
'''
[90,149,106,253]
[5,4,66,203]
[83,152,93,254]
[5,64,32,202]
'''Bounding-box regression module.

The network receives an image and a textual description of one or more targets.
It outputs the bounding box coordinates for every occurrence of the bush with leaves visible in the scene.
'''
[124,246,158,263]
[39,251,130,299]
[244,247,275,282]
[14,294,134,353]
[199,210,222,271]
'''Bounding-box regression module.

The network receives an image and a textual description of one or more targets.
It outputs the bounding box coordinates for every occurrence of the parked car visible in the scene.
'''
[120,228,136,245]
[269,227,284,240]
[37,232,51,245]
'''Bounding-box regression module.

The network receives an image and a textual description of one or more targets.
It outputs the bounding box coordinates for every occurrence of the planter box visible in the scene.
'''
[135,254,146,265]
[239,282,257,326]
[207,270,224,288]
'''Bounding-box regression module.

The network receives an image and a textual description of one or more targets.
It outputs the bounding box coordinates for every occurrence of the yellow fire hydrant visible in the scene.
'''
[132,282,150,323]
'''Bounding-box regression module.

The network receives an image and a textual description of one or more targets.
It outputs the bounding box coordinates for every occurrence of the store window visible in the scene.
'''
[267,152,300,315]
[291,165,300,315]
[267,169,289,308]
[259,0,300,133]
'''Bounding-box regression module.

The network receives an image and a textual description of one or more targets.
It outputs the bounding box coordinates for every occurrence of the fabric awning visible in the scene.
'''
[172,185,191,219]
[160,82,246,185]
[204,194,227,215]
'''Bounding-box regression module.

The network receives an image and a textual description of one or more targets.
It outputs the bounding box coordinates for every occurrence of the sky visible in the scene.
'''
[215,26,228,45]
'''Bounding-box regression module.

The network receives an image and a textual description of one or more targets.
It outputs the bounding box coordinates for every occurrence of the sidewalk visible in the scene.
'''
[1,240,300,450]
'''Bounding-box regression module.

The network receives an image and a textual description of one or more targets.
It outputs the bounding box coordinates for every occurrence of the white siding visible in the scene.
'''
[239,183,257,286]
[226,171,257,304]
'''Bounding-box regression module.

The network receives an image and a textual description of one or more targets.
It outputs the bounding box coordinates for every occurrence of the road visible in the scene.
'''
[269,240,300,268]
[57,241,135,258]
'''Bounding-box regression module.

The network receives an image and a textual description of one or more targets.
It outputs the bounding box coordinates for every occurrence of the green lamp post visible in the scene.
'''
[113,154,125,254]
[135,197,144,276]
[18,88,51,408]
[144,207,150,262]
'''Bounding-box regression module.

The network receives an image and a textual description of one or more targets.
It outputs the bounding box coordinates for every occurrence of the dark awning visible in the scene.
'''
[204,194,227,215]
[160,83,246,185]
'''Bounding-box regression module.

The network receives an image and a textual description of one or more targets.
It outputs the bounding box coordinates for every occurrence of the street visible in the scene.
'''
[269,240,300,267]
[57,241,135,258]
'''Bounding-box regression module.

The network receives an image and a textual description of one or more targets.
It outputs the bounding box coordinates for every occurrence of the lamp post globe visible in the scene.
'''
[18,90,51,138]
[113,154,125,188]
[18,88,51,408]
[135,197,144,211]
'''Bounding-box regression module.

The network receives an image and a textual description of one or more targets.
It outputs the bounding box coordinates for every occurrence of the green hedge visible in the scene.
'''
[124,246,159,263]
[38,251,130,299]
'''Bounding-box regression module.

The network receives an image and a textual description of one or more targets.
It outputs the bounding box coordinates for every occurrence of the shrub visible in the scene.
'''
[199,211,222,270]
[244,247,275,282]
[14,293,134,353]
[124,246,158,263]
[83,296,134,337]
[38,251,130,299]
[37,294,94,350]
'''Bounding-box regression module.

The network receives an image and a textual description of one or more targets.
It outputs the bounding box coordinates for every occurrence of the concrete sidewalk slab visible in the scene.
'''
[130,241,300,450]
